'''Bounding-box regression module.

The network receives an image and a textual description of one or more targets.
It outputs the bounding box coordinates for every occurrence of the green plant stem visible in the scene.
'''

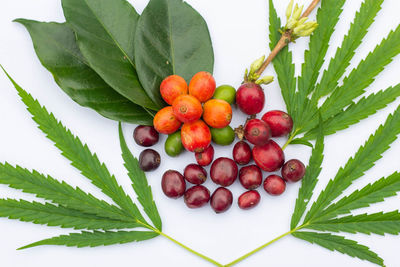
[138,221,223,267]
[282,128,300,150]
[224,224,307,267]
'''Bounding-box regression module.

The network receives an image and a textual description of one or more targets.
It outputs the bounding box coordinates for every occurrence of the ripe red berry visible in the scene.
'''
[195,145,214,166]
[252,140,285,172]
[239,165,262,190]
[263,175,286,196]
[238,190,261,210]
[281,159,306,182]
[210,157,238,187]
[139,149,161,172]
[184,164,207,185]
[133,125,159,147]
[161,170,186,198]
[262,110,293,137]
[233,141,252,165]
[184,185,210,208]
[244,119,271,146]
[236,83,265,115]
[210,187,233,213]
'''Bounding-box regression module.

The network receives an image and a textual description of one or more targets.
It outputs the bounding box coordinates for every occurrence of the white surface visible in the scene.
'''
[1,0,400,266]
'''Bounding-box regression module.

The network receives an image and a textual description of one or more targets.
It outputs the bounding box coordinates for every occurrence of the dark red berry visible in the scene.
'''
[239,165,262,190]
[184,164,207,185]
[133,125,159,147]
[263,175,286,196]
[252,140,285,172]
[281,159,306,182]
[161,170,186,198]
[244,119,271,146]
[238,190,261,210]
[195,145,214,166]
[233,141,252,165]
[262,110,293,137]
[184,185,210,208]
[139,149,161,172]
[210,187,233,213]
[210,157,238,186]
[236,83,265,115]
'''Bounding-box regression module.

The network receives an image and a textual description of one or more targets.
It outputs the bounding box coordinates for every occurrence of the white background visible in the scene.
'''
[1,0,400,266]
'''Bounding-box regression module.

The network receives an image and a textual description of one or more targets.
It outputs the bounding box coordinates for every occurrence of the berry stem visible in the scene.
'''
[224,223,308,267]
[138,221,223,267]
[254,0,321,77]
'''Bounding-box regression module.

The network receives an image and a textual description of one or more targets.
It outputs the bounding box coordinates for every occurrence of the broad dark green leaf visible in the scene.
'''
[305,105,400,222]
[291,121,324,229]
[308,211,400,236]
[0,199,137,230]
[19,230,158,249]
[269,0,296,118]
[293,231,384,266]
[61,0,163,110]
[119,123,162,230]
[16,19,154,125]
[134,0,214,97]
[1,66,147,224]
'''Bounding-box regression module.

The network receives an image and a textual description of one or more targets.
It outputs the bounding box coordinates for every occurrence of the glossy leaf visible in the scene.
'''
[134,0,214,98]
[61,0,163,110]
[16,19,154,125]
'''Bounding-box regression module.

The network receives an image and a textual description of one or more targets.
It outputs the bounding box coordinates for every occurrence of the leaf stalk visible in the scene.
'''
[224,223,309,267]
[254,0,321,78]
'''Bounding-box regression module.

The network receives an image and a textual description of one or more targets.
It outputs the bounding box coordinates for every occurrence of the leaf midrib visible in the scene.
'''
[83,0,136,69]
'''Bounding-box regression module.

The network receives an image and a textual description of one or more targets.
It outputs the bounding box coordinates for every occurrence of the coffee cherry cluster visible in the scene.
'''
[132,76,306,214]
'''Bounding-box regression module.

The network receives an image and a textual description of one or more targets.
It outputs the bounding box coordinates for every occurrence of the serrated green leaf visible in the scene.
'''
[118,123,162,231]
[305,105,400,222]
[19,230,158,249]
[317,172,400,221]
[134,0,214,96]
[269,0,296,117]
[291,120,324,229]
[320,24,400,121]
[295,0,345,126]
[304,84,400,140]
[0,199,136,230]
[0,163,135,223]
[61,0,162,110]
[15,19,154,125]
[289,138,313,147]
[293,231,384,266]
[313,0,384,100]
[308,211,400,236]
[1,66,145,223]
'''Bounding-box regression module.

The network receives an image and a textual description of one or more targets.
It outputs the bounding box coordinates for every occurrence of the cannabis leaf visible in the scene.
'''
[0,65,160,248]
[269,0,400,143]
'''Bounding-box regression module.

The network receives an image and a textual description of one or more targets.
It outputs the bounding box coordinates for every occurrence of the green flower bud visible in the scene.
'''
[256,76,274,85]
[286,0,294,20]
[250,55,265,74]
[296,17,308,27]
[293,24,306,35]
[292,4,303,21]
[286,18,297,30]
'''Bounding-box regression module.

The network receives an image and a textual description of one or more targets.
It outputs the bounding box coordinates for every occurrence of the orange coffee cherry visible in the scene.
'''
[181,120,211,153]
[172,95,203,123]
[160,75,188,105]
[203,99,232,128]
[189,71,216,102]
[153,106,182,134]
